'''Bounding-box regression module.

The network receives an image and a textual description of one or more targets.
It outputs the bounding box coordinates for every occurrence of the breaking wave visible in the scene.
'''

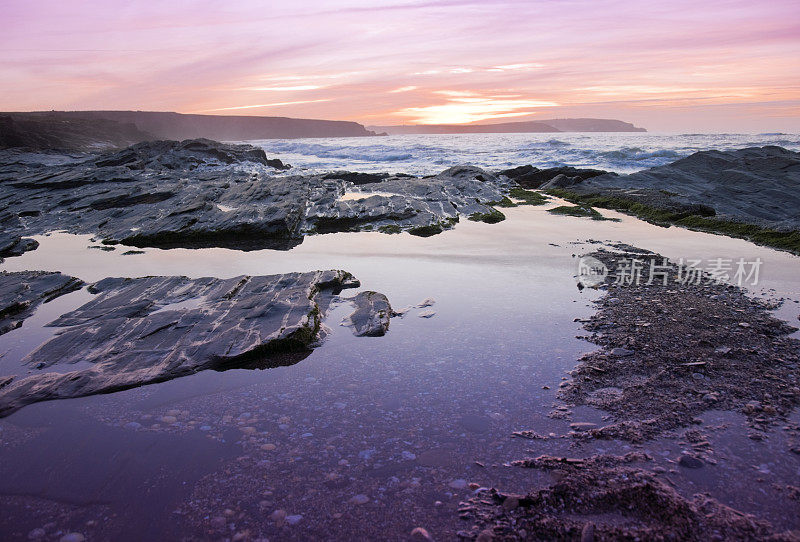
[251,132,800,176]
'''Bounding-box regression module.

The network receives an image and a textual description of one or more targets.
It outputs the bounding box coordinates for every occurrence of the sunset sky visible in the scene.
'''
[2,0,799,132]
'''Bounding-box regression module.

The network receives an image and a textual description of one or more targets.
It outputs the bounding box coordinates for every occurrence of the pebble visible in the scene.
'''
[124,422,141,429]
[401,451,417,460]
[610,347,634,357]
[286,514,303,525]
[199,425,212,431]
[418,310,436,318]
[416,298,436,308]
[59,534,85,542]
[270,509,287,525]
[240,426,257,434]
[448,479,468,489]
[261,443,276,451]
[159,416,177,424]
[349,494,370,505]
[410,527,434,540]
[27,528,46,540]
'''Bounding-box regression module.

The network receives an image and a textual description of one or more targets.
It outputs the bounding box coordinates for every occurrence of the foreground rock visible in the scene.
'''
[460,453,798,540]
[0,271,84,335]
[345,291,393,336]
[0,270,392,417]
[559,248,800,442]
[0,140,512,252]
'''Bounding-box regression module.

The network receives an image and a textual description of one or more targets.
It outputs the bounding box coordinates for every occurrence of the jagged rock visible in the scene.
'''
[0,271,84,335]
[0,270,392,417]
[93,138,290,170]
[498,165,609,188]
[0,141,511,252]
[345,291,393,337]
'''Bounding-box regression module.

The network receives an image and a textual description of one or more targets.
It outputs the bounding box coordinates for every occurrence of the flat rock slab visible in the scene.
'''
[0,271,84,335]
[0,269,390,417]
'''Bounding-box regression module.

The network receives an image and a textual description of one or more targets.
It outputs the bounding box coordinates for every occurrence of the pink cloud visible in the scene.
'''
[1,0,798,130]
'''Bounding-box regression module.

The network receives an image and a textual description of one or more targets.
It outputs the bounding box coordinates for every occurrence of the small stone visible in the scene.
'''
[418,310,436,318]
[448,479,468,489]
[610,347,634,357]
[270,509,287,526]
[416,298,436,308]
[401,451,417,460]
[124,422,141,429]
[678,454,704,469]
[261,443,276,451]
[59,534,85,542]
[27,528,46,540]
[240,426,257,434]
[349,494,370,505]
[410,527,434,540]
[159,416,177,424]
[476,529,494,542]
[223,508,236,517]
[286,514,303,525]
[199,425,212,431]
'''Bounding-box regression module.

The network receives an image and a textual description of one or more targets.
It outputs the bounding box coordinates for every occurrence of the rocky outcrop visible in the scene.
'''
[497,164,610,189]
[0,142,512,252]
[562,146,800,230]
[345,291,393,337]
[0,269,392,417]
[93,139,290,170]
[0,271,84,335]
[0,113,154,152]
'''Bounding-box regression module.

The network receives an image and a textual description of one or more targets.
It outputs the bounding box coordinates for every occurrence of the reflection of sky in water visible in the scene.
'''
[1,205,799,536]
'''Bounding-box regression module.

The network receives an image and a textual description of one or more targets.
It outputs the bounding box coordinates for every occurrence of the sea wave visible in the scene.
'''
[254,132,800,176]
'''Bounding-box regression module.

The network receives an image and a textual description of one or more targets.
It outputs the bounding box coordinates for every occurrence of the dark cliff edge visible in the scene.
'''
[0,111,379,152]
[367,118,646,135]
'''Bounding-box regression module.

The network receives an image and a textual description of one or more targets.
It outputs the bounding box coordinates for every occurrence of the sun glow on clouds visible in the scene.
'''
[389,86,418,93]
[240,85,324,91]
[396,92,559,124]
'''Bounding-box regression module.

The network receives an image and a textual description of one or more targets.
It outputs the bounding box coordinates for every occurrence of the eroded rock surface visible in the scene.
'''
[0,269,392,417]
[0,271,84,335]
[563,146,800,230]
[0,141,512,252]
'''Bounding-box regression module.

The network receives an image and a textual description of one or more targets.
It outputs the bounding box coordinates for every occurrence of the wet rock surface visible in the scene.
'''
[0,141,512,252]
[0,271,84,336]
[345,291,393,337]
[563,146,800,230]
[0,269,393,417]
[560,248,800,442]
[460,453,799,540]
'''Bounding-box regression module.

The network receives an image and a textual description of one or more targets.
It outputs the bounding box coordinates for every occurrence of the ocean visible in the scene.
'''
[254,131,800,176]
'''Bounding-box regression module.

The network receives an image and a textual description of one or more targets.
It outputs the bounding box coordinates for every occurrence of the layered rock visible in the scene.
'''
[0,269,392,417]
[0,141,512,252]
[562,146,800,230]
[0,271,84,335]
